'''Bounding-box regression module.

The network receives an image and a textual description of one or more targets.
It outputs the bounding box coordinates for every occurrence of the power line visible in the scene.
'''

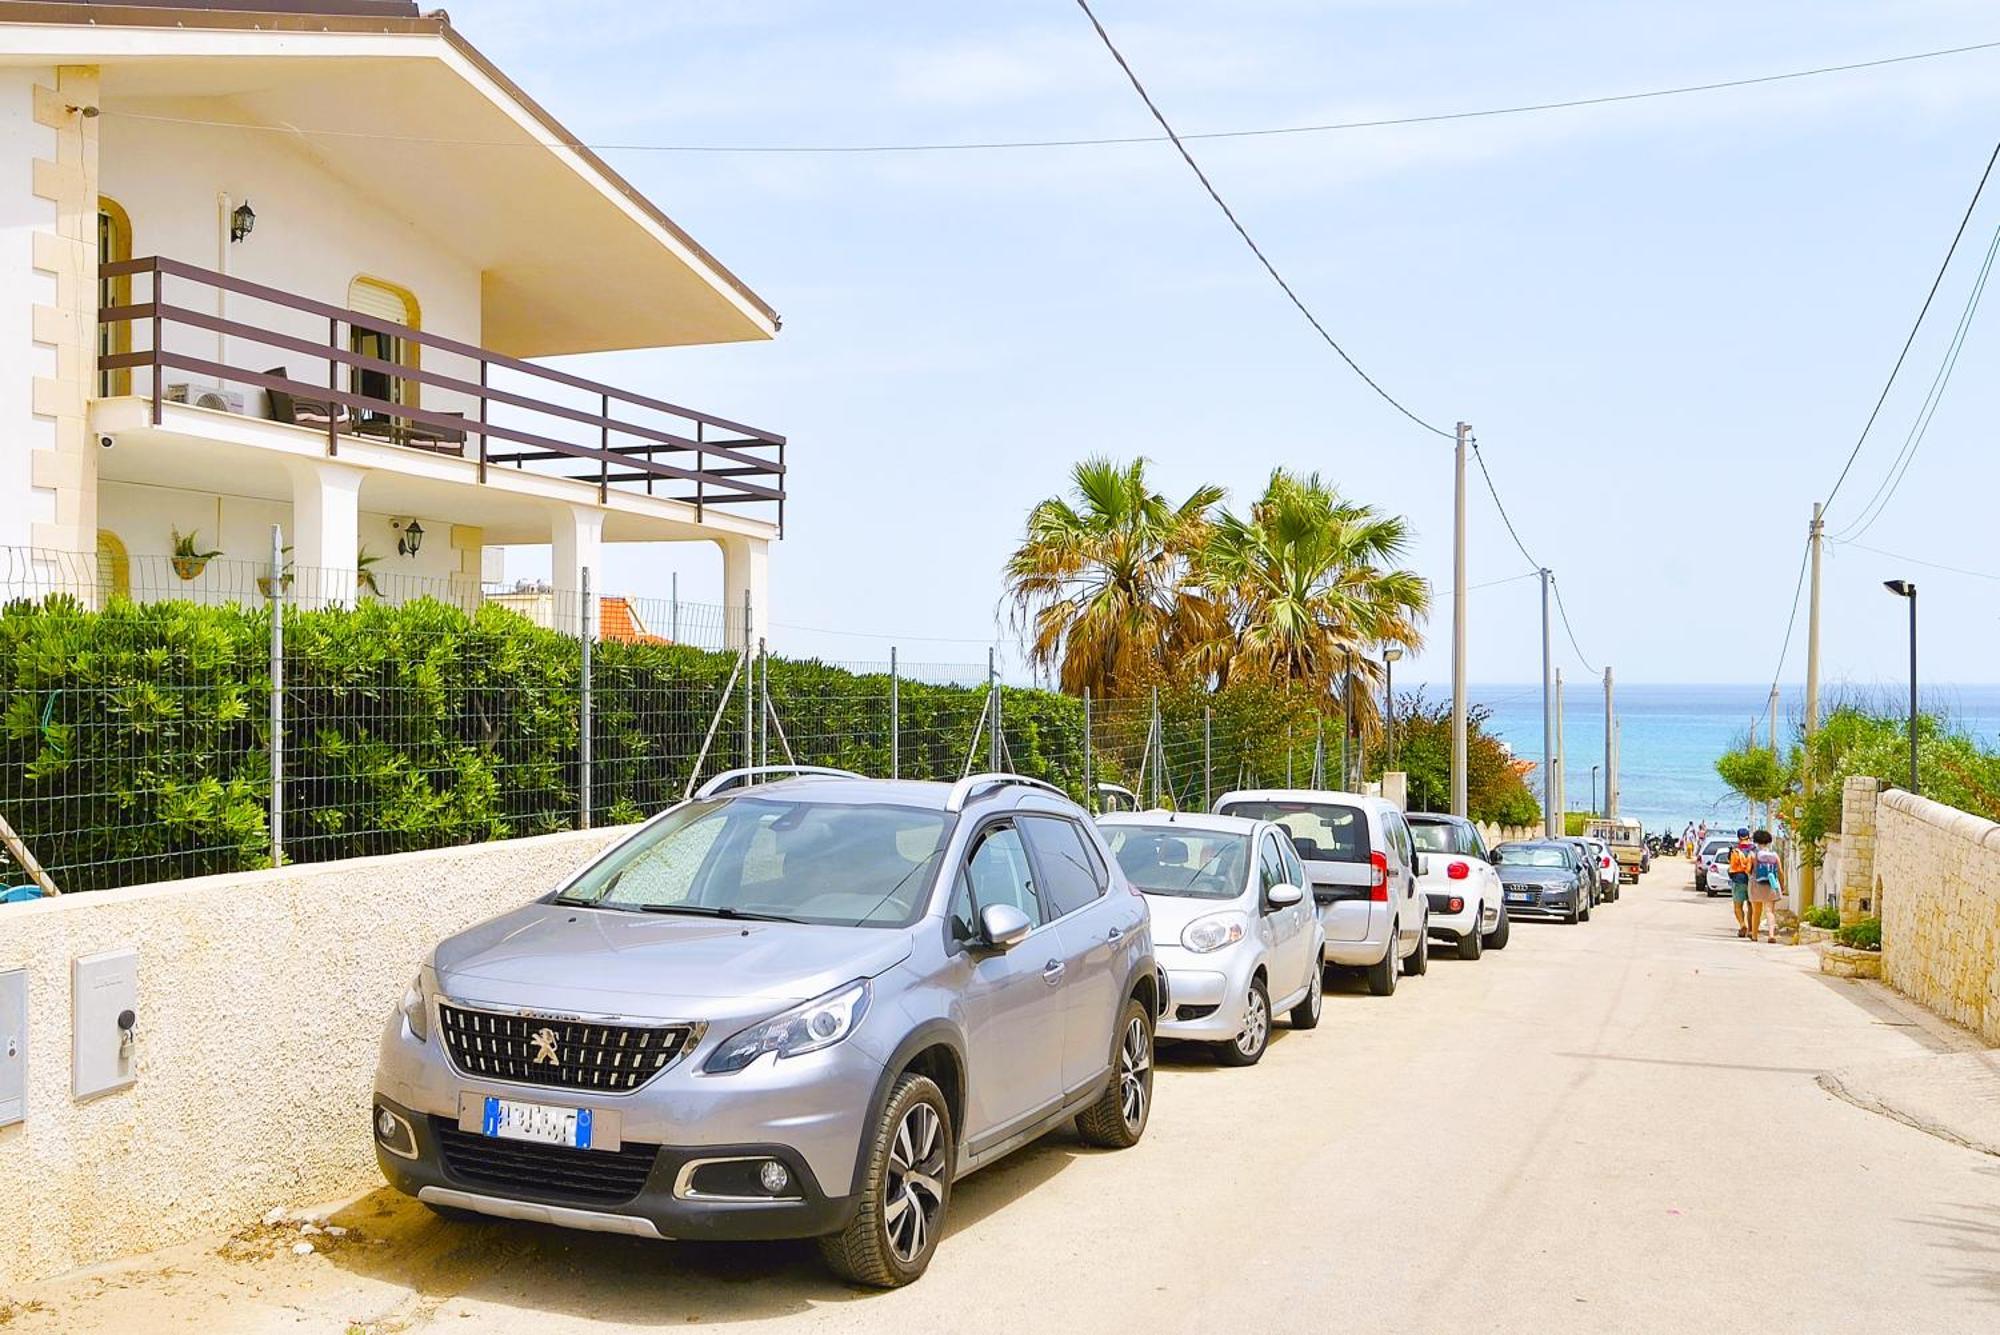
[1829,538,2000,583]
[1069,0,1451,439]
[1467,436,1540,568]
[1549,576,1599,675]
[1760,536,1814,707]
[1832,217,2000,542]
[104,36,2000,155]
[1821,138,2000,518]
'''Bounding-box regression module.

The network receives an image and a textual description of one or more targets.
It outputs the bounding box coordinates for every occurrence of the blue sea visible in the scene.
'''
[1432,683,2000,836]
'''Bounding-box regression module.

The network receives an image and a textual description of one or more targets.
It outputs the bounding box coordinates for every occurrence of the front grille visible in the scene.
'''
[1503,883,1541,904]
[437,1002,697,1092]
[432,1119,660,1206]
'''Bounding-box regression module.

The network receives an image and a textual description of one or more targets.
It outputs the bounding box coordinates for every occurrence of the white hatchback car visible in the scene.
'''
[1099,811,1325,1066]
[1212,789,1429,997]
[1406,812,1509,959]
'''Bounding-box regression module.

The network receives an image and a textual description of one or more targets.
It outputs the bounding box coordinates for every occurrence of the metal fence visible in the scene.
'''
[1,545,1361,896]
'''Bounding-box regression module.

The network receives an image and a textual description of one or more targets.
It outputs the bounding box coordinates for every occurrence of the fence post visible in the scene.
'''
[1083,688,1093,812]
[268,523,284,867]
[579,567,592,830]
[671,571,680,644]
[1150,686,1161,808]
[758,637,769,769]
[1203,706,1212,810]
[987,647,1001,772]
[890,646,900,780]
[742,594,754,774]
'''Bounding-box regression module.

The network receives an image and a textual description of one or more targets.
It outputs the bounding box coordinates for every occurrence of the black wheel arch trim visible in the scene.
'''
[856,1020,968,1197]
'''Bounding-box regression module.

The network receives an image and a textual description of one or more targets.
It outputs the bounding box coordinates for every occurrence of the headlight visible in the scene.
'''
[1181,913,1247,954]
[400,972,429,1042]
[704,980,871,1074]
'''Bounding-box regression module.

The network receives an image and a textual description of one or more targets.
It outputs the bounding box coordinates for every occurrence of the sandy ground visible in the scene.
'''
[6,859,1997,1334]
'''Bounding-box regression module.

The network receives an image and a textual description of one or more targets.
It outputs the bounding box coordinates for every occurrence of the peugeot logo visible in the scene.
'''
[530,1027,561,1066]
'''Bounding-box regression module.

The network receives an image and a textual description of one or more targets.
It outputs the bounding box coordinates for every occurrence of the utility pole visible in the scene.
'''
[1540,567,1555,837]
[1603,666,1616,817]
[1451,422,1470,816]
[1555,667,1566,834]
[1802,502,1824,911]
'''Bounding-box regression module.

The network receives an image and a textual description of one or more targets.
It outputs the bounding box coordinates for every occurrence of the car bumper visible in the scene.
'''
[1156,948,1257,1041]
[1424,893,1497,939]
[372,1007,881,1242]
[1499,893,1578,920]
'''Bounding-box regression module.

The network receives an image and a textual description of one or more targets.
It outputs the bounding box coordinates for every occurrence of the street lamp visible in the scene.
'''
[1591,764,1599,815]
[1883,579,1918,795]
[1382,648,1403,768]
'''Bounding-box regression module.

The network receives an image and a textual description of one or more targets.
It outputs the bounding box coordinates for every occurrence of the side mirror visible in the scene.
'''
[979,903,1032,951]
[1267,883,1303,908]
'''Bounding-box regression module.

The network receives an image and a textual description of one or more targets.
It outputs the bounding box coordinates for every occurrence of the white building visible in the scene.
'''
[0,0,783,640]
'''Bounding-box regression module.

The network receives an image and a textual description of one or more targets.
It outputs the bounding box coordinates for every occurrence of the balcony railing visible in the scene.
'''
[98,256,786,526]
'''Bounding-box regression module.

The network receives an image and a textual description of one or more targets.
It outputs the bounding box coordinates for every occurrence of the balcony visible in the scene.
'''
[96,256,787,529]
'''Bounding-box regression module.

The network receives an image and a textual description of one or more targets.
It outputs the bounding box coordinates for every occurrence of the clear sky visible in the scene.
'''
[461,0,2000,688]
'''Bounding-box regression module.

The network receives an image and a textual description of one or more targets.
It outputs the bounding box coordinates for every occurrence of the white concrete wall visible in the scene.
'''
[0,825,630,1286]
[99,104,483,422]
[0,66,58,551]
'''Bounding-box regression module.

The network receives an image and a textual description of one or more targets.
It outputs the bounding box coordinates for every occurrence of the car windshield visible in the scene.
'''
[1409,821,1458,855]
[554,795,951,928]
[1102,825,1249,900]
[1218,800,1368,864]
[1495,845,1571,869]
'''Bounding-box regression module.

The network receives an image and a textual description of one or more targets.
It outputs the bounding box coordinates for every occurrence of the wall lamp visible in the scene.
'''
[393,519,425,558]
[229,200,256,243]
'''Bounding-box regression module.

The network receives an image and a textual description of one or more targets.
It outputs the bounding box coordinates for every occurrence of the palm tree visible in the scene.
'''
[1004,457,1223,698]
[1195,470,1429,738]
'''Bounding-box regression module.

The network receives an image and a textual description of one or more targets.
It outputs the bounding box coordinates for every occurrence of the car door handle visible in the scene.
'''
[1041,959,1066,984]
[1106,926,1124,943]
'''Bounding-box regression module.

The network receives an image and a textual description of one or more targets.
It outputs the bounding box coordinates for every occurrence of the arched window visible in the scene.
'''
[347,276,420,431]
[95,529,131,603]
[97,197,133,397]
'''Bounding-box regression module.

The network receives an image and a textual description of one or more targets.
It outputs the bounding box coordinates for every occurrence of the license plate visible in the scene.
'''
[1505,893,1531,903]
[482,1097,592,1149]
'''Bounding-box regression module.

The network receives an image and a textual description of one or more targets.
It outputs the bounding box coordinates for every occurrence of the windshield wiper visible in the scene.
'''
[634,903,801,923]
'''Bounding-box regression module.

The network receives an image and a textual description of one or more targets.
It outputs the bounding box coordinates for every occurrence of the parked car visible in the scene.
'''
[1492,840,1593,924]
[1095,782,1139,814]
[1211,789,1429,996]
[1406,811,1509,958]
[1557,837,1602,907]
[373,768,1160,1288]
[1099,811,1325,1065]
[1579,836,1621,904]
[1694,835,1735,895]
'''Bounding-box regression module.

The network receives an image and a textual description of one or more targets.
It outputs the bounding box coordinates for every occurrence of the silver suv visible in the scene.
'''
[372,770,1158,1287]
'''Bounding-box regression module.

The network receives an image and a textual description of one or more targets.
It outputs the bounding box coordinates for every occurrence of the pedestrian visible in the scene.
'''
[1682,821,1695,856]
[1726,826,1756,937]
[1748,828,1784,942]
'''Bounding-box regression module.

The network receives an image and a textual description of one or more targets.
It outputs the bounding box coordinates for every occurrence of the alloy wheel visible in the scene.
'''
[883,1102,947,1265]
[1118,1016,1152,1132]
[1236,987,1270,1057]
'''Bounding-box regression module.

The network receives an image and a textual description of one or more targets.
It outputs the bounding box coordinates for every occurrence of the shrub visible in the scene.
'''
[1835,916,1882,951]
[1800,903,1840,930]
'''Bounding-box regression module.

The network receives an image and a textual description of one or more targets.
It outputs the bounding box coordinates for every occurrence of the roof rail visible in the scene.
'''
[946,772,1068,813]
[694,765,866,800]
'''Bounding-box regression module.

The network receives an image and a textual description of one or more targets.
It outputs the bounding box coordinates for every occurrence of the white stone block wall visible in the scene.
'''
[0,825,629,1286]
[1876,788,2000,1047]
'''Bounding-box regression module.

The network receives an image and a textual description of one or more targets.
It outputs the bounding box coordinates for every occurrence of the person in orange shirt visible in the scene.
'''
[1727,827,1756,938]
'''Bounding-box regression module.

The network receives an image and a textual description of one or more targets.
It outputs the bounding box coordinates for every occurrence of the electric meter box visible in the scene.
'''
[0,968,23,1126]
[73,948,137,1100]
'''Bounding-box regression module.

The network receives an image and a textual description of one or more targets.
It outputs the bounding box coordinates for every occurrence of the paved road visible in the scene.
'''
[15,861,2000,1333]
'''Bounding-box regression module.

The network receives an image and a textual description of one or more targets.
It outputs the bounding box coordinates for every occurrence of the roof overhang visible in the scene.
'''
[0,3,781,357]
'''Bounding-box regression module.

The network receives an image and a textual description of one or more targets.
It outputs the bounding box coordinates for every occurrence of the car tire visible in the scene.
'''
[1216,978,1271,1067]
[1076,997,1154,1149]
[1405,923,1429,976]
[1458,915,1485,961]
[1365,932,1399,996]
[1580,898,1593,923]
[1566,899,1581,925]
[819,1072,953,1289]
[1483,907,1511,951]
[1289,957,1324,1029]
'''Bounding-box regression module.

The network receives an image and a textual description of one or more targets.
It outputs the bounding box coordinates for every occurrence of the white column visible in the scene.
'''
[718,533,769,650]
[552,504,604,604]
[286,459,363,608]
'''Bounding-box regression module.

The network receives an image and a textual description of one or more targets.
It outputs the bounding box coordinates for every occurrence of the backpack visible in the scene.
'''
[1728,845,1755,876]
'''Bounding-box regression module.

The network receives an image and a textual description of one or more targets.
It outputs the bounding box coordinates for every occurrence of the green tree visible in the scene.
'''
[1364,690,1539,825]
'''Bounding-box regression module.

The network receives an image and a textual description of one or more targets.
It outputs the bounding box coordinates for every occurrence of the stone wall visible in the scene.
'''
[1875,788,2000,1046]
[1839,775,1883,921]
[0,825,629,1286]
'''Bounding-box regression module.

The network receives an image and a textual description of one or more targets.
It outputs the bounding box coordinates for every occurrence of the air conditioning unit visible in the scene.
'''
[164,381,246,414]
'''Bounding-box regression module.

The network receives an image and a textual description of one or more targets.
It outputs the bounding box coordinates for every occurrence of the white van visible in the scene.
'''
[1212,789,1429,996]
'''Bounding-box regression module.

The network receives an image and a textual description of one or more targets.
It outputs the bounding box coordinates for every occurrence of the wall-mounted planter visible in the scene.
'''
[169,556,210,581]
